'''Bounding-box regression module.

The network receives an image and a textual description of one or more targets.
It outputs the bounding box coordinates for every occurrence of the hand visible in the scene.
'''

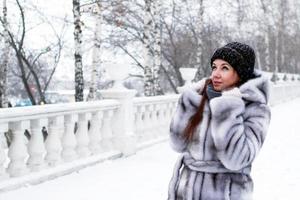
[222,87,243,98]
[190,78,207,92]
[181,88,201,110]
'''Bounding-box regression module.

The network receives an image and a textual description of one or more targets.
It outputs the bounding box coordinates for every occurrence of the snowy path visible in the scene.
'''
[1,98,300,200]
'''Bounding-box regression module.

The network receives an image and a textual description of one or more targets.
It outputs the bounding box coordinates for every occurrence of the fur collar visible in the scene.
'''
[191,69,270,104]
[239,69,270,104]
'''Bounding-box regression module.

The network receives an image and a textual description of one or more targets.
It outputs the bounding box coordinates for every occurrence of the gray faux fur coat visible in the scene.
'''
[168,70,271,200]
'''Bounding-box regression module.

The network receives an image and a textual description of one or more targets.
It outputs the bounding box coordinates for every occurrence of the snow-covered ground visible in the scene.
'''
[1,98,300,200]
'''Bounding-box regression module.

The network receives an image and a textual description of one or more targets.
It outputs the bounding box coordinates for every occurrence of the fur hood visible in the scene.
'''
[239,69,270,104]
[190,69,270,104]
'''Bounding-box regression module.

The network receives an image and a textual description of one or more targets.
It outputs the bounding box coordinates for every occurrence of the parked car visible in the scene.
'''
[14,99,32,107]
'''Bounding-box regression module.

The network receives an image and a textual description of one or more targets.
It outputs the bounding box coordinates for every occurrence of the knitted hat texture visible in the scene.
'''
[210,42,256,83]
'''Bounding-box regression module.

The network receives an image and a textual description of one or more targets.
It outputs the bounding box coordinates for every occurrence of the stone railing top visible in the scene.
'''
[263,71,300,83]
[0,100,120,123]
[133,94,179,105]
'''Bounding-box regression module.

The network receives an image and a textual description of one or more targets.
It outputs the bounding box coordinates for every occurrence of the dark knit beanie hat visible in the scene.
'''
[210,42,256,83]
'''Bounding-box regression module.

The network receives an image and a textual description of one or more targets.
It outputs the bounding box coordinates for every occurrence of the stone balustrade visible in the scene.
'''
[0,78,300,191]
[0,91,180,191]
[269,82,300,106]
[0,100,121,190]
[133,95,179,150]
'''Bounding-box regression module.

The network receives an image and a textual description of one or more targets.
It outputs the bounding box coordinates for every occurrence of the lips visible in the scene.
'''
[213,81,222,86]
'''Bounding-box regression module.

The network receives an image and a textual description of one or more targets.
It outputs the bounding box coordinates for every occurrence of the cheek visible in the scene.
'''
[226,76,239,87]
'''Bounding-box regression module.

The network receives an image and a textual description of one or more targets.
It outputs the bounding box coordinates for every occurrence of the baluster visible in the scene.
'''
[100,110,114,151]
[154,104,162,138]
[7,121,29,177]
[76,113,90,157]
[149,104,156,138]
[167,101,177,131]
[62,114,77,162]
[143,105,152,141]
[138,106,146,142]
[170,101,177,119]
[147,104,155,140]
[150,104,157,138]
[45,116,62,166]
[158,104,166,135]
[157,103,166,137]
[162,103,169,134]
[134,106,143,143]
[88,111,103,154]
[133,106,138,138]
[0,123,8,179]
[27,119,46,171]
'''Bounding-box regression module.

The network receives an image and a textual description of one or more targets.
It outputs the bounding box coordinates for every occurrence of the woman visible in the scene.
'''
[168,42,271,200]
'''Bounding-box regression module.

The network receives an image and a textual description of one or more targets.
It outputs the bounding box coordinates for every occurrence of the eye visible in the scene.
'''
[211,66,216,70]
[222,66,229,71]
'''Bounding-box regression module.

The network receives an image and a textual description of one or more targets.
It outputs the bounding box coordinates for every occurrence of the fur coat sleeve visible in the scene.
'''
[169,79,206,152]
[209,83,271,171]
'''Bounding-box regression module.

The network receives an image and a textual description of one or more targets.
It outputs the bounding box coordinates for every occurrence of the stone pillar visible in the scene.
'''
[62,114,77,162]
[27,119,46,171]
[7,121,29,177]
[76,113,90,157]
[0,123,8,179]
[100,110,114,151]
[88,111,103,154]
[45,116,62,166]
[100,89,137,156]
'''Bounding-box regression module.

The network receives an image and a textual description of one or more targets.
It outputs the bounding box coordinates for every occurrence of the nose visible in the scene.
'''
[211,69,221,79]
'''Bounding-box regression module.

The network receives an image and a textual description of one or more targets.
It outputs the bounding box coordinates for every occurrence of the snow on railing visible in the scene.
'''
[0,100,121,190]
[261,71,300,105]
[133,95,178,149]
[0,72,300,191]
[269,81,300,106]
[0,91,180,191]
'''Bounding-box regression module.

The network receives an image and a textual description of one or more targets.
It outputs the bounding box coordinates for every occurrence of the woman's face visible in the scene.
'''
[210,59,240,91]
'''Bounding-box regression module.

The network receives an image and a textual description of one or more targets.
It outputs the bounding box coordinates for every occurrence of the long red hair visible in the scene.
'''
[183,79,212,141]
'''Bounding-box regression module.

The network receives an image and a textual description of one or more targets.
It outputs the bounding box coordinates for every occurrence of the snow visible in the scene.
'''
[1,98,300,200]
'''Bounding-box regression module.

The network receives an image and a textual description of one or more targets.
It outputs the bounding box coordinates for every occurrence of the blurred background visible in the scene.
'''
[0,0,300,106]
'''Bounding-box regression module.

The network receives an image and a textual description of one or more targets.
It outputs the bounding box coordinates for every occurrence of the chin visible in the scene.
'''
[213,86,222,92]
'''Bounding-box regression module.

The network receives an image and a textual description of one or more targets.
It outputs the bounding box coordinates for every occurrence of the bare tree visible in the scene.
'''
[276,0,287,73]
[98,0,300,95]
[82,2,103,101]
[0,0,10,108]
[0,0,65,105]
[73,0,84,102]
[258,0,271,71]
[143,0,154,96]
[194,0,205,80]
[152,0,164,95]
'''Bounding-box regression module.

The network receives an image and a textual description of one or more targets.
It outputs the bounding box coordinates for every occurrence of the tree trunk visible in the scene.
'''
[87,3,102,101]
[264,27,271,71]
[0,0,9,108]
[143,0,154,96]
[274,31,279,73]
[73,0,84,102]
[194,0,204,81]
[236,0,243,29]
[152,0,163,95]
[259,0,271,71]
[277,0,287,73]
[255,44,262,70]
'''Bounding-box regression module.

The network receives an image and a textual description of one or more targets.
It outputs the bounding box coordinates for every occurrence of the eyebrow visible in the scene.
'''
[212,63,230,66]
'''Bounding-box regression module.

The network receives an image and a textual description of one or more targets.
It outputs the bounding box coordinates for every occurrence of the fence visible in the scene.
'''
[0,77,300,192]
